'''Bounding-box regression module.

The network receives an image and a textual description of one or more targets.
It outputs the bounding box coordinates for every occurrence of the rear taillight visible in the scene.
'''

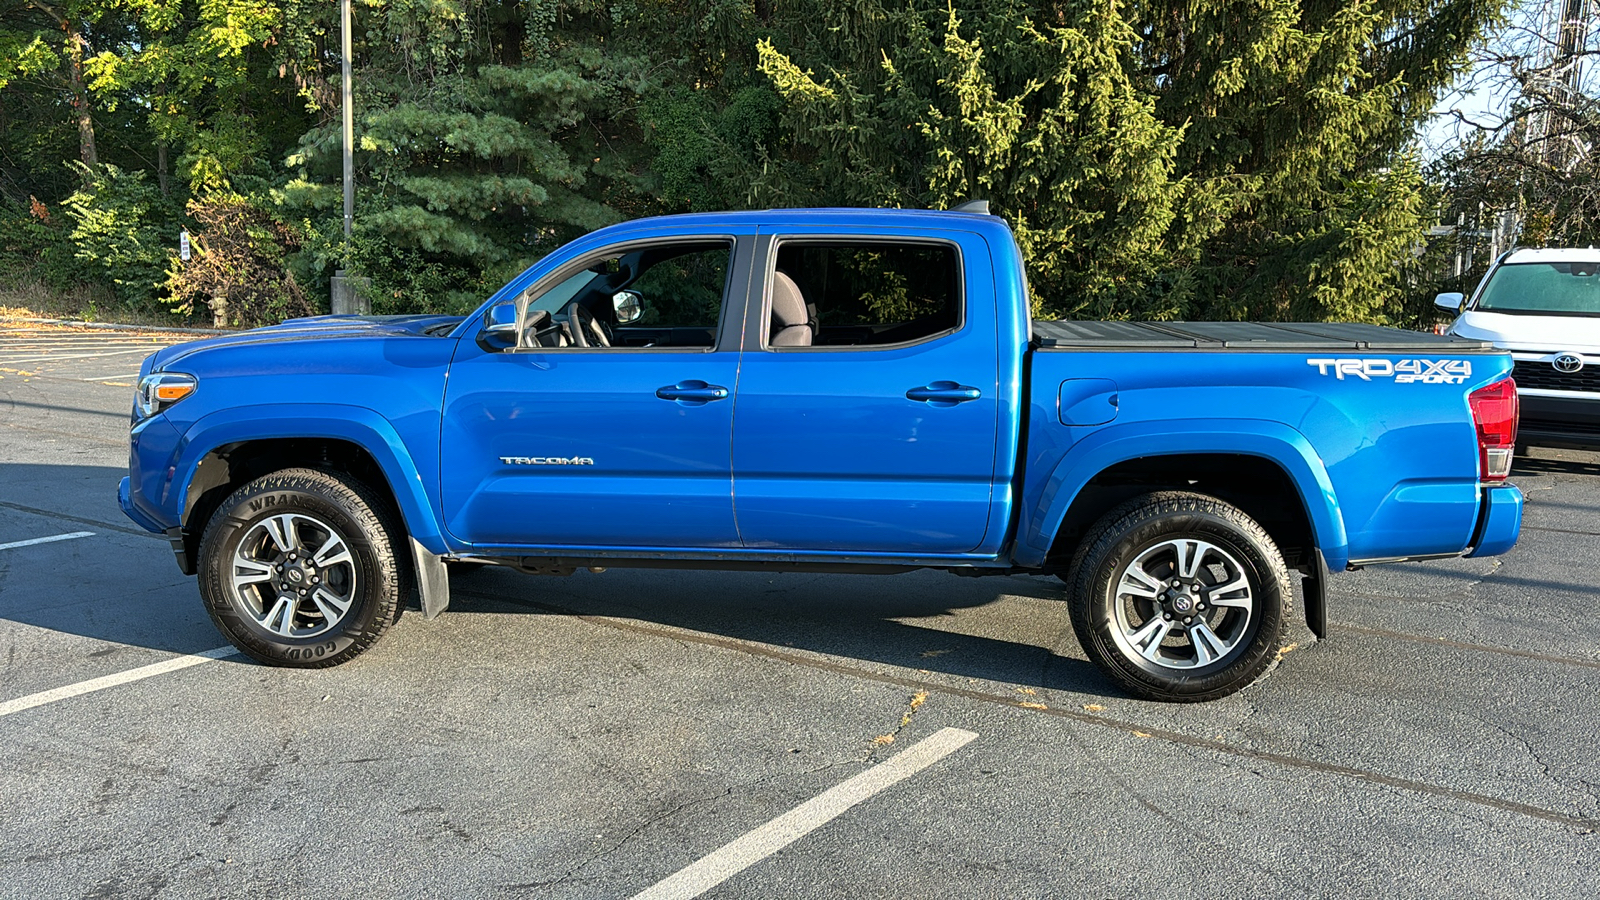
[1468,377,1518,481]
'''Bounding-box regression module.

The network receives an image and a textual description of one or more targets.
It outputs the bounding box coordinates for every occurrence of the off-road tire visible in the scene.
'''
[1068,491,1289,702]
[197,468,409,667]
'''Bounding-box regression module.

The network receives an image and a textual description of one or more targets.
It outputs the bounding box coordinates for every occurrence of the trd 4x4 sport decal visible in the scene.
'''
[1306,358,1471,384]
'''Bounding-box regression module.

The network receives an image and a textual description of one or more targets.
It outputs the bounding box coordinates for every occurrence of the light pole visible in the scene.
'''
[341,0,354,244]
[332,0,368,315]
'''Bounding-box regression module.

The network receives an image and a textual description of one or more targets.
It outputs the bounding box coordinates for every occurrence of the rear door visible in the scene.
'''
[729,228,1001,553]
[440,232,752,548]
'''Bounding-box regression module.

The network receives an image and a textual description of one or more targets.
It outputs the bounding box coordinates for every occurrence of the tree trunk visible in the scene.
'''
[66,20,97,166]
[157,142,170,196]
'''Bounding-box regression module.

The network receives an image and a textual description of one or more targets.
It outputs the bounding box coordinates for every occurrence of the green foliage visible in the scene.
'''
[2,0,1507,326]
[282,0,652,296]
[346,236,496,315]
[60,163,175,308]
[0,199,77,289]
[628,247,728,326]
[740,0,1500,323]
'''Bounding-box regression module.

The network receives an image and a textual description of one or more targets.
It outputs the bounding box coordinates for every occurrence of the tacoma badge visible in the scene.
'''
[500,456,596,466]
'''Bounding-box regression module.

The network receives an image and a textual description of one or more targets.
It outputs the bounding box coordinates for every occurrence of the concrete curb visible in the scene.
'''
[0,316,236,336]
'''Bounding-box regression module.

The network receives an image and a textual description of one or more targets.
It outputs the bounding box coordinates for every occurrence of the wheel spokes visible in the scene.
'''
[262,594,298,636]
[311,534,352,569]
[310,587,350,622]
[232,557,275,590]
[1119,562,1164,599]
[1112,536,1256,671]
[1208,573,1252,609]
[1173,539,1215,581]
[1128,617,1174,661]
[1189,620,1228,665]
[230,511,360,640]
[262,514,300,554]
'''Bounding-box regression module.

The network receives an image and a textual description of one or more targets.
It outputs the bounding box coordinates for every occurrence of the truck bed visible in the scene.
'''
[1034,321,1495,352]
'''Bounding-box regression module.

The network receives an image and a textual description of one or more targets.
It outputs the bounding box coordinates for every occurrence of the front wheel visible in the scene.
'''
[196,468,409,667]
[1068,492,1289,702]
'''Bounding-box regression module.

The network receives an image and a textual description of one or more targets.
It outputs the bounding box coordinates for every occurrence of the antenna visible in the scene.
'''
[951,200,991,214]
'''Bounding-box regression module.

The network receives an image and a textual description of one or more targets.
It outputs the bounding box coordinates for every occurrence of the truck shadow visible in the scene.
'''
[0,464,227,657]
[2,463,1121,696]
[450,565,1124,699]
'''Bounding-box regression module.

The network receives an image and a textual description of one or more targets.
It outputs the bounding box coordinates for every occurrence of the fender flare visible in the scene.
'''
[1015,419,1349,573]
[170,404,448,555]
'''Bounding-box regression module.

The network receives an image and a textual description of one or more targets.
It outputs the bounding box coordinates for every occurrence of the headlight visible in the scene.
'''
[135,372,197,419]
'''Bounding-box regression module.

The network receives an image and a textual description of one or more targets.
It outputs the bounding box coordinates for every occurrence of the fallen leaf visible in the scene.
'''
[1132,730,1152,738]
[1082,703,1104,712]
[908,690,928,709]
[1278,642,1299,655]
[873,734,895,746]
[1016,687,1037,695]
[1018,701,1049,710]
[919,649,951,658]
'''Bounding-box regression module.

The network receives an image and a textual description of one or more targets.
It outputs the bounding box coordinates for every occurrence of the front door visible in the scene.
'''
[441,235,750,549]
[730,232,1001,554]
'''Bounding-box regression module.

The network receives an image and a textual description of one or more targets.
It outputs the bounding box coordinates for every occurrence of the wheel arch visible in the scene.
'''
[1019,420,1349,574]
[172,405,446,561]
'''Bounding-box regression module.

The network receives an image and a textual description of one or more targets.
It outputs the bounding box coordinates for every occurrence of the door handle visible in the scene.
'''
[656,380,729,402]
[906,381,982,404]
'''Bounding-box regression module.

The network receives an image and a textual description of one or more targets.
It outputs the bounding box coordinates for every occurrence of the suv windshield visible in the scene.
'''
[1477,261,1600,316]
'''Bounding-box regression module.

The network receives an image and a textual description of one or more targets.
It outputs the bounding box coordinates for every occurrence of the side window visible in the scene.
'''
[768,242,961,349]
[517,240,732,350]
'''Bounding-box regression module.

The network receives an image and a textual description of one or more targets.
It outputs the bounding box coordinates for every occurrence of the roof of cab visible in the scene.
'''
[593,206,1008,235]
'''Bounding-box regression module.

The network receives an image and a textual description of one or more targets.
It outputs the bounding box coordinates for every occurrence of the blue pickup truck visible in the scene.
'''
[120,207,1523,701]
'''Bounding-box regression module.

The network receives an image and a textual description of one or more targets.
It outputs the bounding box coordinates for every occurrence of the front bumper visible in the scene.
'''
[1519,393,1600,450]
[1465,484,1522,558]
[118,475,165,533]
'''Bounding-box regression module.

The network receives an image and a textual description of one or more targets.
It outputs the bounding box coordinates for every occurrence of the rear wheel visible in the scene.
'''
[197,468,408,667]
[1068,492,1288,702]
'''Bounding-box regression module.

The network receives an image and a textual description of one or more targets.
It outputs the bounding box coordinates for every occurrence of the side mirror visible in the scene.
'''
[1434,291,1465,313]
[613,290,644,324]
[477,302,518,351]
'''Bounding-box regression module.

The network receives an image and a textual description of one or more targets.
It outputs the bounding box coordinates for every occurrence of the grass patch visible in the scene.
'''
[0,271,201,329]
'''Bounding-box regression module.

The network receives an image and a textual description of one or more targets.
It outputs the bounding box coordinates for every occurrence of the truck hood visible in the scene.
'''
[1450,310,1600,354]
[151,314,466,371]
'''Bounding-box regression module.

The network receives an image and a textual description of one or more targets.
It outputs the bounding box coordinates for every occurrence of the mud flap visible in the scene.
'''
[1301,548,1328,639]
[411,538,450,619]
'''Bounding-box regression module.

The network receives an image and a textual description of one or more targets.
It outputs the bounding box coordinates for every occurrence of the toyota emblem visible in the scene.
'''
[1554,353,1584,374]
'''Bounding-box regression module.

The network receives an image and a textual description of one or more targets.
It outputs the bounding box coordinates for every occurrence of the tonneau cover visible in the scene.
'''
[1034,321,1494,352]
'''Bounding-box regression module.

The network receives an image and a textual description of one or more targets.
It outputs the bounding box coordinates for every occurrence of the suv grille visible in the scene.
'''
[1512,359,1600,392]
[1523,417,1600,435]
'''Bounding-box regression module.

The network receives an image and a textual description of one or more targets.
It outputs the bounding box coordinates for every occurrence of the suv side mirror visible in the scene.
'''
[613,290,644,324]
[477,301,518,351]
[1434,291,1465,313]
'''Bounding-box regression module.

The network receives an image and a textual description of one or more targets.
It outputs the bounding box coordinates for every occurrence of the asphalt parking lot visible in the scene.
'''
[2,321,1598,899]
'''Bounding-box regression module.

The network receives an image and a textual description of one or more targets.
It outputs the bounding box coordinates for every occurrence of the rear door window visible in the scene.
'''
[769,242,962,348]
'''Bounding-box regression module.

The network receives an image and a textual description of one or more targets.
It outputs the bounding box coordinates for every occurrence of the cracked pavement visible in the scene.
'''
[1,325,1598,899]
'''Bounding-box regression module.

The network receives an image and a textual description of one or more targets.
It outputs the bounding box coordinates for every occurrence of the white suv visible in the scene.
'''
[1438,247,1600,449]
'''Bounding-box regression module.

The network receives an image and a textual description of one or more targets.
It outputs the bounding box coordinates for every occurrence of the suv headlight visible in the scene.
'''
[135,372,197,419]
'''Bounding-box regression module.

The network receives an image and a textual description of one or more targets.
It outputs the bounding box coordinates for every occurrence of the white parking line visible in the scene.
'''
[0,531,95,551]
[629,727,979,900]
[0,646,240,718]
[0,349,156,364]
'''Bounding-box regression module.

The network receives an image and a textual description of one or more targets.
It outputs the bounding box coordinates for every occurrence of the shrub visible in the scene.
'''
[165,199,316,328]
[59,163,174,309]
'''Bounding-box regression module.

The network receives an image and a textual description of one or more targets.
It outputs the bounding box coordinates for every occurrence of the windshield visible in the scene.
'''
[1476,261,1600,317]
